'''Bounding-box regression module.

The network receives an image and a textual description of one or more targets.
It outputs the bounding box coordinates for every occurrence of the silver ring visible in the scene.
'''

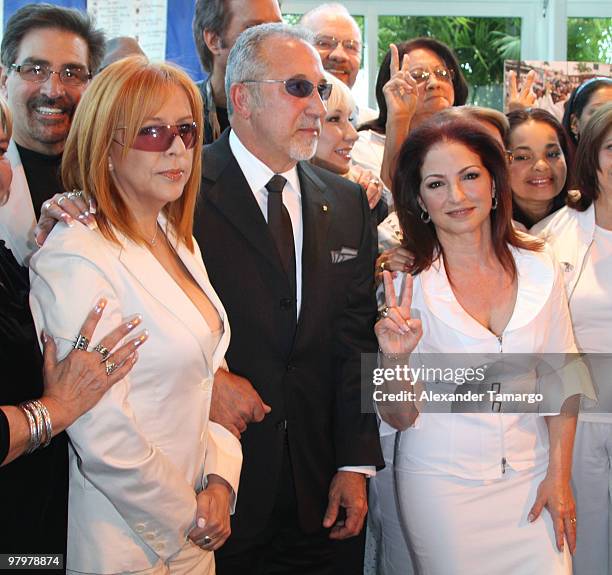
[43,200,53,212]
[202,535,213,545]
[94,343,110,361]
[380,306,390,319]
[73,333,90,351]
[105,359,117,376]
[67,190,83,200]
[57,195,67,205]
[379,261,386,272]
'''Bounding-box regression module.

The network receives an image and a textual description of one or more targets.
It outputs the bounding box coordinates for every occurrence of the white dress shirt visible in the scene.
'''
[228,130,375,477]
[229,130,304,315]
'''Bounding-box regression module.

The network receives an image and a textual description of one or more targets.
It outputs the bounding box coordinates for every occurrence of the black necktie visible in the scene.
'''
[266,175,296,308]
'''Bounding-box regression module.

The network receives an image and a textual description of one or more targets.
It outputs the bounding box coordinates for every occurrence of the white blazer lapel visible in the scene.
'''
[117,219,229,368]
[0,140,37,265]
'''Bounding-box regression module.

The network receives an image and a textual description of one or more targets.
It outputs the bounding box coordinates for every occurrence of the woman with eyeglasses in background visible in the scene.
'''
[506,108,572,230]
[29,57,242,575]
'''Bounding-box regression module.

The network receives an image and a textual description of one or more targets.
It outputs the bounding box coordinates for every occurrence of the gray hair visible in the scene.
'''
[299,2,360,38]
[192,0,230,73]
[225,23,314,115]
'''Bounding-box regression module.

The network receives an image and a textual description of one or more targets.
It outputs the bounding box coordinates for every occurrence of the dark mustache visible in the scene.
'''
[28,95,74,111]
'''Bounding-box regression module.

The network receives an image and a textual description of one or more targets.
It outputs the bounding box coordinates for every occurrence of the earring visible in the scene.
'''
[420,209,431,223]
[108,159,114,172]
[490,183,498,211]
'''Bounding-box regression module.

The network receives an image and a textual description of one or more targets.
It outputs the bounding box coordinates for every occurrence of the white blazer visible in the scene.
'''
[29,217,242,574]
[381,245,594,480]
[0,140,37,266]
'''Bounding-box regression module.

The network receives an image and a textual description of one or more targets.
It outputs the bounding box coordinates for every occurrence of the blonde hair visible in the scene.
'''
[62,56,203,251]
[324,71,356,118]
[0,95,12,139]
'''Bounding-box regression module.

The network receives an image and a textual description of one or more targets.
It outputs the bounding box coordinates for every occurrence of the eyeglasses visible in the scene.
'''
[315,35,361,55]
[10,63,91,86]
[409,66,454,84]
[114,122,198,152]
[241,78,333,101]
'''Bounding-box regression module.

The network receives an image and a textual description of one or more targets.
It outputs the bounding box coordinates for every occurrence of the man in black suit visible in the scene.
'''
[194,23,383,574]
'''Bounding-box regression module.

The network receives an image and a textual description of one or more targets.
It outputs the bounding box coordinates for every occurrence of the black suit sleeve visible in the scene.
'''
[332,182,384,470]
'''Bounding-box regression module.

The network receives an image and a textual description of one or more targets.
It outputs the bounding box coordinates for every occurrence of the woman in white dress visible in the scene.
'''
[374,116,593,574]
[532,103,612,574]
[29,57,242,575]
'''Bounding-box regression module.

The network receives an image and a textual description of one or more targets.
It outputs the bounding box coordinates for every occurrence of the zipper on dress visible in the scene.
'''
[498,334,505,475]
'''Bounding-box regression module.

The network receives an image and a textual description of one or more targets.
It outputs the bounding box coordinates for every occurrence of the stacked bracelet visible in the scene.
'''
[19,400,53,453]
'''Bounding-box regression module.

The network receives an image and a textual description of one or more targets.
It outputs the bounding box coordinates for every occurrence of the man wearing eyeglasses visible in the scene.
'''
[0,4,104,265]
[300,3,377,126]
[194,23,383,575]
[193,0,282,145]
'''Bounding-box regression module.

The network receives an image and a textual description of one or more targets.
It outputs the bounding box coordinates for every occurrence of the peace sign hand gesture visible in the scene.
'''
[507,69,537,112]
[375,271,422,357]
[383,43,418,122]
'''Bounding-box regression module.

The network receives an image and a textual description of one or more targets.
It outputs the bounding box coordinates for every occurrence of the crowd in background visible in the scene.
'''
[0,2,611,575]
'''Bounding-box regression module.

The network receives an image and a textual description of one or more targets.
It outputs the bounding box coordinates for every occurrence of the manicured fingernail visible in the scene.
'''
[61,213,74,227]
[86,218,98,231]
[197,517,206,528]
[94,298,107,314]
[78,212,90,221]
[132,330,148,347]
[125,314,142,330]
[41,330,48,343]
[88,199,97,214]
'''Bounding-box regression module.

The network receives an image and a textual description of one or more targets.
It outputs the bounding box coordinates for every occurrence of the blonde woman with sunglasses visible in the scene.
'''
[29,57,242,575]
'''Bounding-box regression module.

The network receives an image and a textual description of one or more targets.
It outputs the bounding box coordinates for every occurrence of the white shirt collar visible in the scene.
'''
[229,129,301,196]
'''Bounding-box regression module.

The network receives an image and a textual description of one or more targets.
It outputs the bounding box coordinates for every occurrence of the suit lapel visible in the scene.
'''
[117,220,228,367]
[203,132,286,277]
[297,162,331,329]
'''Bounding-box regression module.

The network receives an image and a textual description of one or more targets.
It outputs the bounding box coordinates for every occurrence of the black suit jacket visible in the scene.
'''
[194,131,383,537]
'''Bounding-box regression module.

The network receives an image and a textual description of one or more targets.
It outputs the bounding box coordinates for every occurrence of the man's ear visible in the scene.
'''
[203,29,224,56]
[0,66,9,99]
[230,83,252,119]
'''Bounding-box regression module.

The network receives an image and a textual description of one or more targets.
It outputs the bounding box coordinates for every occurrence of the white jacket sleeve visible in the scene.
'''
[29,240,197,561]
[203,421,242,512]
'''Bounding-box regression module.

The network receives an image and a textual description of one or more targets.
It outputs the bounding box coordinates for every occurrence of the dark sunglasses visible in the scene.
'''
[241,78,333,101]
[114,122,198,152]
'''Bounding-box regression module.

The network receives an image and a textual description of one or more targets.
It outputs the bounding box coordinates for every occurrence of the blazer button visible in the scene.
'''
[280,298,292,310]
[275,419,288,431]
[134,523,145,533]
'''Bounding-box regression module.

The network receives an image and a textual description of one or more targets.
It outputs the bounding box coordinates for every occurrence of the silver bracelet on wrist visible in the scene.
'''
[19,401,41,453]
[32,400,53,448]
[19,399,53,453]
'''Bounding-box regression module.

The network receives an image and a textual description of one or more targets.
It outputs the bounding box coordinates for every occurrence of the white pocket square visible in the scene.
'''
[331,247,358,263]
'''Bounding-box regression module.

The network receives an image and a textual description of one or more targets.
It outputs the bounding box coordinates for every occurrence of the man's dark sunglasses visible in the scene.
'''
[241,78,333,101]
